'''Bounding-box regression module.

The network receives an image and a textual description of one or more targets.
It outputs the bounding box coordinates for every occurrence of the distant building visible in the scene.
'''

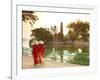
[60,22,64,40]
[60,22,63,34]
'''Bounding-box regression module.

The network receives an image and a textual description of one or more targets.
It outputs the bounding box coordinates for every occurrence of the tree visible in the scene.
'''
[67,30,76,42]
[67,20,89,41]
[32,28,53,44]
[22,10,38,25]
[51,25,57,41]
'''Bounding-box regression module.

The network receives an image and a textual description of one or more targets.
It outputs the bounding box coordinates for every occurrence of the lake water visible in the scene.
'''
[23,45,89,65]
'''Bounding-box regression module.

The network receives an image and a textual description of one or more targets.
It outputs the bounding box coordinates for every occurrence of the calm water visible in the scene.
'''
[44,45,89,65]
[23,45,89,65]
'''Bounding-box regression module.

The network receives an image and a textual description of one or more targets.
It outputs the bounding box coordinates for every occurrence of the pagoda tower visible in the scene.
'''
[60,22,64,40]
[60,22,63,34]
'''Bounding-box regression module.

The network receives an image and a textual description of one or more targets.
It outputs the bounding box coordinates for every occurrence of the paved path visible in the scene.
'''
[22,55,85,69]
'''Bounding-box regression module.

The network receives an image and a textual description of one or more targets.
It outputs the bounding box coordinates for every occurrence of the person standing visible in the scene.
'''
[32,40,39,66]
[38,40,45,64]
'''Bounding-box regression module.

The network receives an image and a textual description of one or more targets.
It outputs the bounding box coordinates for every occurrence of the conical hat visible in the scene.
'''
[39,40,44,44]
[32,40,38,45]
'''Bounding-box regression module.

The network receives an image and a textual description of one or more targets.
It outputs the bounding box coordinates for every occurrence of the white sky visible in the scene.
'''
[32,12,90,35]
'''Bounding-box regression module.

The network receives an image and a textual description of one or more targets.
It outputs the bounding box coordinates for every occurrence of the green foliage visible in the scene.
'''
[70,53,89,65]
[22,10,38,24]
[67,30,76,42]
[67,20,89,41]
[32,28,53,44]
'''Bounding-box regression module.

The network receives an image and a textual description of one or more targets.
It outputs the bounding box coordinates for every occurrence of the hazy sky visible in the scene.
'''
[32,11,90,35]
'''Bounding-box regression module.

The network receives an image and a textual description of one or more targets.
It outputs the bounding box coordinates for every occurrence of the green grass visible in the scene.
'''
[69,53,89,65]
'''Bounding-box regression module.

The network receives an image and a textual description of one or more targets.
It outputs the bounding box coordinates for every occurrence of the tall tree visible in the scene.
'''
[67,20,89,41]
[22,10,38,25]
[32,28,53,44]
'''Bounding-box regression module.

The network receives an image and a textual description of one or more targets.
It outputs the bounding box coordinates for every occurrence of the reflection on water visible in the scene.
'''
[44,45,89,65]
[22,45,89,65]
